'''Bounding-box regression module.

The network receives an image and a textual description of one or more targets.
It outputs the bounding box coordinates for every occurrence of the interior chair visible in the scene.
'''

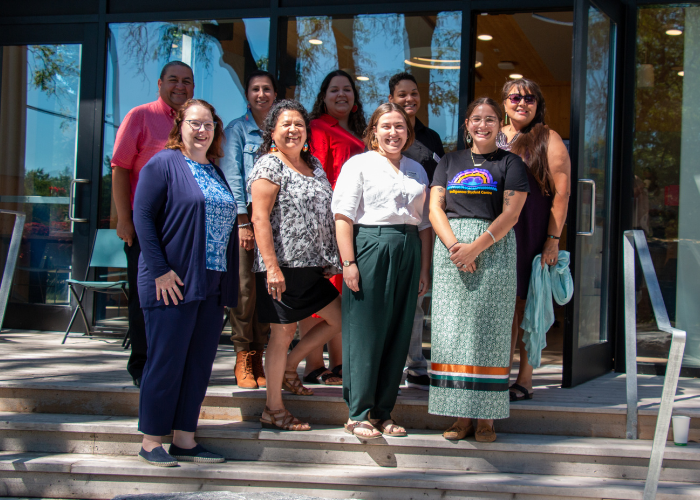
[62,229,128,344]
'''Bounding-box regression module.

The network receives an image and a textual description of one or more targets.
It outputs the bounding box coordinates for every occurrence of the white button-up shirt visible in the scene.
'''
[331,150,431,231]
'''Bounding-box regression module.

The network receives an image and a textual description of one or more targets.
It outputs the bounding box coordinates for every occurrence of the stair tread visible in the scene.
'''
[1,451,699,499]
[1,411,699,460]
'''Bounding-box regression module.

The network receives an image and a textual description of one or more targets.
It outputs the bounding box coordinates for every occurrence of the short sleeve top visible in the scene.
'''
[431,149,530,221]
[247,154,341,274]
[331,150,431,231]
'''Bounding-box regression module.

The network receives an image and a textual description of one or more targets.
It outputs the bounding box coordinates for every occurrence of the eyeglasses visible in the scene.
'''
[507,93,537,105]
[468,116,499,127]
[185,120,216,131]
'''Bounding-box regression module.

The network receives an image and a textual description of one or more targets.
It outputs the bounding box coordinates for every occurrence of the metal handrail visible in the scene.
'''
[623,230,687,500]
[0,210,26,329]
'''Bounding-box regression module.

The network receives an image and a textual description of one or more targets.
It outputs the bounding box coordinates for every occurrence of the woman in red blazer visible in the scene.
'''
[301,70,367,386]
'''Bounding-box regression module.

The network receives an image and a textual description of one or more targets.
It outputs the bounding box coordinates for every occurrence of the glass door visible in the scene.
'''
[564,0,623,386]
[0,25,96,331]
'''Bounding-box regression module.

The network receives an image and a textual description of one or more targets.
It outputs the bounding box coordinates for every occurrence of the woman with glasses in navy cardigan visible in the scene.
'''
[133,98,239,467]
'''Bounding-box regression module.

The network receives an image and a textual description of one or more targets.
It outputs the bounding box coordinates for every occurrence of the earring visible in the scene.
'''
[504,107,509,125]
[270,141,278,152]
[464,131,473,148]
[351,104,358,113]
[303,142,309,152]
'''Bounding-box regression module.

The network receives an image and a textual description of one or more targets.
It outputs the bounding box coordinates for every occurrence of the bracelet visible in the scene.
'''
[447,241,459,251]
[485,229,496,244]
[238,223,252,228]
[547,235,560,240]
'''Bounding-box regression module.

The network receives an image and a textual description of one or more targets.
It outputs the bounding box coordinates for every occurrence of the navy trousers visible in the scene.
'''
[138,270,224,436]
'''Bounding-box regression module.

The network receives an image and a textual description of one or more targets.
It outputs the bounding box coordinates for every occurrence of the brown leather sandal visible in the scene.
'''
[260,406,310,431]
[475,425,497,442]
[282,370,314,396]
[344,420,382,439]
[371,419,407,437]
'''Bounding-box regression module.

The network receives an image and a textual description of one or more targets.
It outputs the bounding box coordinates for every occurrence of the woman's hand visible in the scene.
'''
[155,270,184,305]
[418,267,431,297]
[450,243,479,273]
[266,266,286,301]
[541,238,559,268]
[343,264,360,292]
[239,225,255,251]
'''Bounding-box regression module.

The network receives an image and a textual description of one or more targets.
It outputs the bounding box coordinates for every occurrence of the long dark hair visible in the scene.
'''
[501,78,553,195]
[309,69,367,138]
[165,99,225,159]
[258,99,314,165]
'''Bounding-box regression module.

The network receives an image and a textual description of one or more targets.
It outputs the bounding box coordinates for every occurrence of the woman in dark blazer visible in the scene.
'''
[133,98,238,467]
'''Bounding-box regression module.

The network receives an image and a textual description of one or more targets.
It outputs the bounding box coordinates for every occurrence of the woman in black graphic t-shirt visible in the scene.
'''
[427,97,529,444]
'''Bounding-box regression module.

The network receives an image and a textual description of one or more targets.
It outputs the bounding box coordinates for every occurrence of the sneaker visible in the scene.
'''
[169,443,225,463]
[406,374,430,391]
[138,446,178,467]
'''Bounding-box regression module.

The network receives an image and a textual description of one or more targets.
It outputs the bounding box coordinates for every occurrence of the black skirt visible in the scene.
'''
[256,267,339,324]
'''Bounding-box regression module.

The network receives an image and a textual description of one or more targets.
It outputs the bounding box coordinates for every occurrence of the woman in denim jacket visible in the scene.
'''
[220,70,277,390]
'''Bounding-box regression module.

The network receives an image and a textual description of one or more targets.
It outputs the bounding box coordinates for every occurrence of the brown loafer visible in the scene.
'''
[443,421,475,441]
[475,425,497,442]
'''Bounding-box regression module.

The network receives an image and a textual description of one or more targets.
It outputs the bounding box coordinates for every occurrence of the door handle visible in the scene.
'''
[577,179,595,236]
[69,179,90,223]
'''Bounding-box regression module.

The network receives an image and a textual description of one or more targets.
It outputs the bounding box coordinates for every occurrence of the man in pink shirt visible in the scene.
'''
[111,61,194,387]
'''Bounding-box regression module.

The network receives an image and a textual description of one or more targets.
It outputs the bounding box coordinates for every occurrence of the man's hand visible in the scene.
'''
[117,218,136,247]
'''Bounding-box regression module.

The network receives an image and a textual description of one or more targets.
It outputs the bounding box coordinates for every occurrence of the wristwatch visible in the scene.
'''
[343,260,357,267]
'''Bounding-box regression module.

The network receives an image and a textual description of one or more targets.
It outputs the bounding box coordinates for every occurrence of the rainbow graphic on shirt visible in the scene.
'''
[447,168,498,194]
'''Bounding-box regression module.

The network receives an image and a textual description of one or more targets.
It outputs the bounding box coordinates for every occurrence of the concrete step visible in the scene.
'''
[2,383,696,441]
[1,451,700,500]
[1,412,699,483]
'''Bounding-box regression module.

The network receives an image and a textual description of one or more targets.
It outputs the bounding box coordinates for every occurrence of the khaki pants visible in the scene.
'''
[229,246,270,352]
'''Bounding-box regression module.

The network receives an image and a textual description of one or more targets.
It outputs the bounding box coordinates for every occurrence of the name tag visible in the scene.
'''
[405,171,418,180]
[433,152,441,163]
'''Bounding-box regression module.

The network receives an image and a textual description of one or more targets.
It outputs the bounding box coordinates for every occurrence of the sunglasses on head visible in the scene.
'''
[508,93,537,105]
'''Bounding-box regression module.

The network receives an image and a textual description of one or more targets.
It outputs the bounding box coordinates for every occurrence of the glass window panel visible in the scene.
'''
[97,19,269,325]
[284,12,462,152]
[0,44,82,306]
[577,6,613,348]
[633,5,700,368]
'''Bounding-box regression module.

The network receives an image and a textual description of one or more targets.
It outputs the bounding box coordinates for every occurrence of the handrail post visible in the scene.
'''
[623,232,638,439]
[623,230,687,500]
[0,210,26,329]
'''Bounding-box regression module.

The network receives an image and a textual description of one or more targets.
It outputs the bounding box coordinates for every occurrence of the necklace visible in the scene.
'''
[470,148,498,167]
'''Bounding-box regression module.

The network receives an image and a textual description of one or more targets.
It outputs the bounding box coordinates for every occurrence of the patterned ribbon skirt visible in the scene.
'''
[428,218,517,420]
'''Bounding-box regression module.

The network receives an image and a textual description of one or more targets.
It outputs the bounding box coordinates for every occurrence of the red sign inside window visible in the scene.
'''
[665,185,680,206]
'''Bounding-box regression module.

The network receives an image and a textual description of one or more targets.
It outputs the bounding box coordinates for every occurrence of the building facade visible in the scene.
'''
[1,0,698,385]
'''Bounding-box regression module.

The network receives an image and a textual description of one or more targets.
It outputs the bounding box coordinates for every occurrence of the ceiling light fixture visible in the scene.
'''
[498,61,516,70]
[172,44,178,48]
[356,76,369,81]
[509,73,524,79]
[666,29,683,36]
[414,57,461,63]
[478,34,493,41]
[309,39,323,45]
[678,70,685,76]
[475,61,482,68]
[404,59,460,70]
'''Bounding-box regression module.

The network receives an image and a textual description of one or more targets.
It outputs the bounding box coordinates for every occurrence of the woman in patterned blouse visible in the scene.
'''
[248,99,343,431]
[133,99,238,466]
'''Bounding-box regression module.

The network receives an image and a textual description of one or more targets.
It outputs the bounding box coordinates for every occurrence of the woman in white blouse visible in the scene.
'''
[332,102,431,439]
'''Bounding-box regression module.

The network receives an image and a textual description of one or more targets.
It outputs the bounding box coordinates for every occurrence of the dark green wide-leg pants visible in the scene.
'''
[342,224,422,422]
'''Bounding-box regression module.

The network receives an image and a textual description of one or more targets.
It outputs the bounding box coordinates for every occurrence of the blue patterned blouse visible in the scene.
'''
[184,155,237,272]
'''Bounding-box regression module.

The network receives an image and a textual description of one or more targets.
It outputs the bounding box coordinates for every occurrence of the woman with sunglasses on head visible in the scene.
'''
[133,99,237,466]
[220,70,278,391]
[498,79,571,403]
[297,70,367,387]
[428,97,529,443]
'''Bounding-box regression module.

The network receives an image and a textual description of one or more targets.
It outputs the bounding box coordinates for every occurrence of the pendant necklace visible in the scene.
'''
[471,148,498,168]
